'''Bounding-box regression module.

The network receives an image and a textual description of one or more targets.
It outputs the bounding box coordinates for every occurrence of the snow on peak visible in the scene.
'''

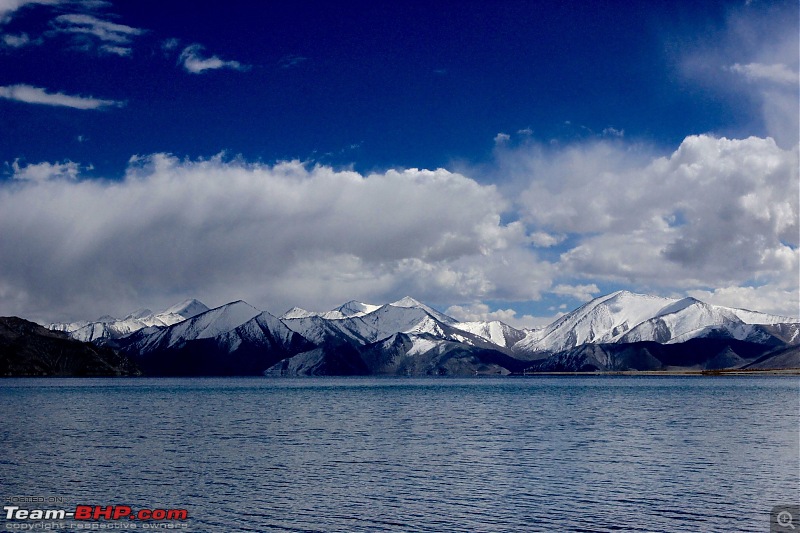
[388,296,457,324]
[654,297,702,317]
[162,299,210,319]
[518,291,679,352]
[325,300,381,319]
[390,296,425,308]
[281,307,320,319]
[162,300,262,345]
[49,299,211,341]
[454,320,525,348]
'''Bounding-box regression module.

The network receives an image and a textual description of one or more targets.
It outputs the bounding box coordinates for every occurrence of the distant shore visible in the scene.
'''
[517,368,800,376]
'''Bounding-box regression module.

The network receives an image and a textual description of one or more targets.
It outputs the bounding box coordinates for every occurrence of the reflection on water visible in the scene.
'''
[1,377,798,532]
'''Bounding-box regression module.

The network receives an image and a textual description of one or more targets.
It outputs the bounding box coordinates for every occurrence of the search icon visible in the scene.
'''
[778,511,796,530]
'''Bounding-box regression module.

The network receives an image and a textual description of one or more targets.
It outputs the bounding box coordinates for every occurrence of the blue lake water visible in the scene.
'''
[1,376,798,532]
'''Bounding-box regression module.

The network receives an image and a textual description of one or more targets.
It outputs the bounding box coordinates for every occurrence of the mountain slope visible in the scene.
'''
[266,332,526,377]
[526,338,783,372]
[453,320,527,348]
[512,291,800,356]
[121,307,313,376]
[32,292,800,376]
[122,300,261,354]
[49,299,210,342]
[0,317,139,376]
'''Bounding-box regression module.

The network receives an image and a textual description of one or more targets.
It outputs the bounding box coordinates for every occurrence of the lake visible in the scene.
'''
[1,376,798,532]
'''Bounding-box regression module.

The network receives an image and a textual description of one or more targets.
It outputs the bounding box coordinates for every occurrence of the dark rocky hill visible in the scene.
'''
[0,317,140,376]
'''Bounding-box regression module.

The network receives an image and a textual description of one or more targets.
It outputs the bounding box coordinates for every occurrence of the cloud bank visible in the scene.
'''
[0,156,546,321]
[1,129,797,324]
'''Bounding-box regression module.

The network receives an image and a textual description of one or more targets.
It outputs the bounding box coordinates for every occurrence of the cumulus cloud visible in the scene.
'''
[179,44,248,74]
[10,159,80,181]
[529,231,564,248]
[728,62,798,85]
[0,156,550,321]
[515,135,798,289]
[445,302,555,329]
[687,285,800,318]
[5,132,796,322]
[0,84,122,109]
[551,284,600,302]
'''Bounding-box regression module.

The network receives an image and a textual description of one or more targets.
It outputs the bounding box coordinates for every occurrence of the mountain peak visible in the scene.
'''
[161,299,210,318]
[388,296,457,324]
[390,296,424,308]
[655,297,703,317]
[281,307,319,319]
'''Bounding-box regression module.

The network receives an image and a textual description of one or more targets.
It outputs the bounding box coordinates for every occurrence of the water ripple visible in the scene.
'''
[0,376,797,532]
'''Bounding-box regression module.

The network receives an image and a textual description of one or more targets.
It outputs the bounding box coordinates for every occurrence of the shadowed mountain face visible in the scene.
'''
[525,338,791,373]
[0,317,140,376]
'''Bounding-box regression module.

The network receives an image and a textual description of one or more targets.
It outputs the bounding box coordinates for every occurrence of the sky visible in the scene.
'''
[0,0,798,326]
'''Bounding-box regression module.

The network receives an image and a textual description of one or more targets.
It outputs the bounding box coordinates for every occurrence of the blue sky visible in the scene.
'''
[0,0,798,325]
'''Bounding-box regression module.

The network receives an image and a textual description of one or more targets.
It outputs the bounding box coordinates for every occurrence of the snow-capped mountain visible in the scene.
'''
[512,290,799,356]
[42,290,800,375]
[281,298,434,321]
[48,299,210,342]
[117,302,311,376]
[122,300,262,354]
[269,297,516,375]
[453,320,527,348]
[280,297,495,350]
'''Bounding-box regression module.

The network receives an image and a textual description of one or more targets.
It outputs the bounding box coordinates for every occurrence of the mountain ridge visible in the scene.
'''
[38,291,800,375]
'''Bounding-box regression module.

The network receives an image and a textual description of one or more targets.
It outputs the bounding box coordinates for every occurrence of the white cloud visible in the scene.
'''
[728,62,798,85]
[2,32,34,47]
[681,3,799,147]
[0,156,551,321]
[687,285,800,318]
[2,135,797,321]
[161,37,179,51]
[1,5,141,54]
[98,44,130,56]
[493,133,798,316]
[551,284,600,302]
[46,12,145,56]
[0,0,59,24]
[0,84,122,109]
[529,231,564,248]
[179,44,248,74]
[10,159,79,181]
[494,132,510,145]
[445,302,555,329]
[51,13,142,43]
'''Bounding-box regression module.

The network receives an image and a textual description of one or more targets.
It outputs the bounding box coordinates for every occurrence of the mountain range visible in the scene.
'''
[35,291,800,376]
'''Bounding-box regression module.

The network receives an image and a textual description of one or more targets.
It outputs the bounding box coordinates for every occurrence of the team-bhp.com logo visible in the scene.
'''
[5,505,188,521]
